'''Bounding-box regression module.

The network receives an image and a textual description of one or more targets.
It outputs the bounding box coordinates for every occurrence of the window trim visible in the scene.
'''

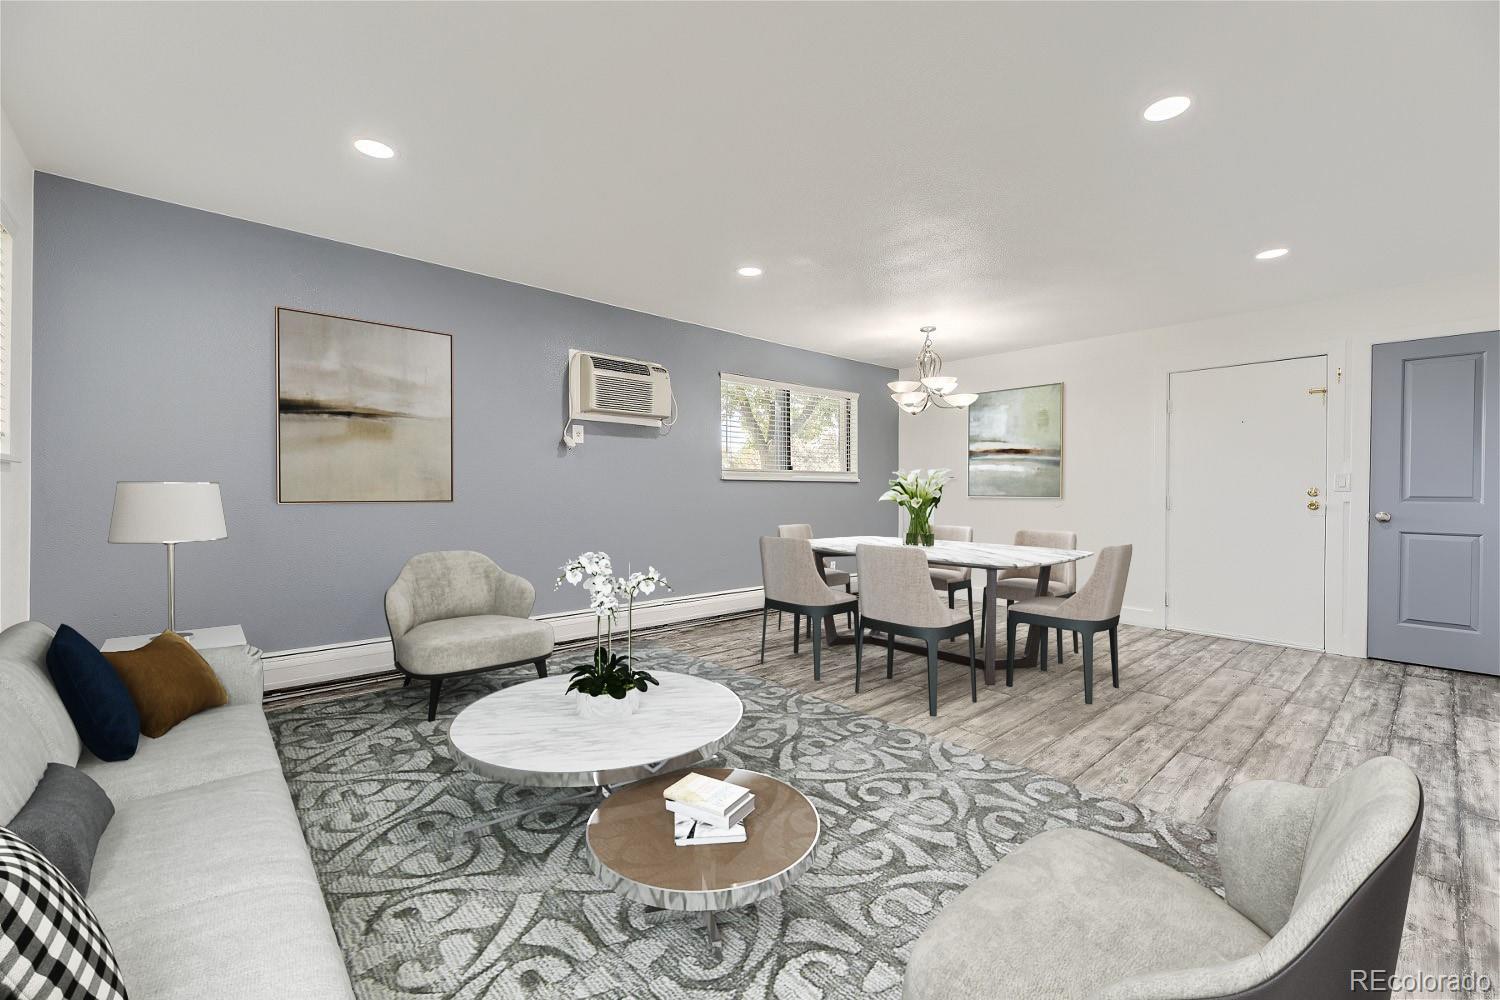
[719,372,860,483]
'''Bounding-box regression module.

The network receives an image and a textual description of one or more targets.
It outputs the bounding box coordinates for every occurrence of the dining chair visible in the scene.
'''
[928,524,974,611]
[984,528,1079,663]
[855,543,977,717]
[759,536,859,681]
[777,524,853,632]
[1005,544,1132,704]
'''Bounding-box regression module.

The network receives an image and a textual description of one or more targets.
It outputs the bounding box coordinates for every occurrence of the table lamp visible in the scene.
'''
[108,481,227,633]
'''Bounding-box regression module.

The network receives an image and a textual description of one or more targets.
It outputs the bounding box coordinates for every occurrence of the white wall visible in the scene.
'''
[1,111,34,627]
[899,274,1500,658]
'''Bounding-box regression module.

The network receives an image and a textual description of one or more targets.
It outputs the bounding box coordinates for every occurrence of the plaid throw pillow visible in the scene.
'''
[0,828,128,1000]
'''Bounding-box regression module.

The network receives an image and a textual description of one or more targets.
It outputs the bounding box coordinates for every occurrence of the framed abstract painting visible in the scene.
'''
[276,308,453,503]
[967,382,1063,498]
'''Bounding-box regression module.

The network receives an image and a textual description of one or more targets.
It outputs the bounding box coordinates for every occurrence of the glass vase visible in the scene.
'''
[904,508,935,546]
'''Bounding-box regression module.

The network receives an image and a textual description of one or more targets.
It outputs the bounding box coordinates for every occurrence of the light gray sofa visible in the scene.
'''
[0,621,354,1000]
[905,755,1422,1000]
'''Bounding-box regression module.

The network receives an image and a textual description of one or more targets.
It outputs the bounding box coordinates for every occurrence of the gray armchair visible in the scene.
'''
[385,551,554,720]
[905,755,1422,1000]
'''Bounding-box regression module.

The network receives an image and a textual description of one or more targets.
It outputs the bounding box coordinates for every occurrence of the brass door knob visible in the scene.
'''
[1307,500,1321,511]
[1306,487,1320,497]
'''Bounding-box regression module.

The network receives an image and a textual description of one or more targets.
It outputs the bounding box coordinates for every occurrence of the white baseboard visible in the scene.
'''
[262,585,766,691]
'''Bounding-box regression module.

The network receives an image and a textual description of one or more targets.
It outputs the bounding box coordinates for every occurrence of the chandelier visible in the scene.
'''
[888,327,978,415]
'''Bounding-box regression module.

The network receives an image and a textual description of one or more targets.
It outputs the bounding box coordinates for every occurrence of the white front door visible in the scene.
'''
[1167,356,1327,649]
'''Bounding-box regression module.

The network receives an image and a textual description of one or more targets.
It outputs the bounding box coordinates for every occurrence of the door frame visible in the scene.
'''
[1163,353,1337,651]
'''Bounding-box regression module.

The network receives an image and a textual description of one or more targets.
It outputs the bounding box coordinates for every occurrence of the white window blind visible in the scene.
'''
[0,224,9,453]
[720,373,858,482]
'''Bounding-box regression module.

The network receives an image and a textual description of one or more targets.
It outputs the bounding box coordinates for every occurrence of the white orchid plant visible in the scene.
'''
[555,552,670,698]
[879,468,951,545]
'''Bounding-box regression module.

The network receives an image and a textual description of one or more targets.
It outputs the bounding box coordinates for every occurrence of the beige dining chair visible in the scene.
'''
[855,543,977,716]
[777,524,853,632]
[760,536,859,681]
[984,528,1079,662]
[929,525,974,612]
[1005,544,1132,703]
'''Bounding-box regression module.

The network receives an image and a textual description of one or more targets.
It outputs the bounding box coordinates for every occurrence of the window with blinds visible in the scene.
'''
[720,373,858,481]
[0,224,9,454]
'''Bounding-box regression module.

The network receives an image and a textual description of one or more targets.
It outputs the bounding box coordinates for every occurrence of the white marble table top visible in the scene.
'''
[448,671,743,788]
[810,536,1093,571]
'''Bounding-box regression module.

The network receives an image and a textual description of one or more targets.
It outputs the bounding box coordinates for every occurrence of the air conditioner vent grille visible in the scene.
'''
[593,375,654,414]
[591,356,651,376]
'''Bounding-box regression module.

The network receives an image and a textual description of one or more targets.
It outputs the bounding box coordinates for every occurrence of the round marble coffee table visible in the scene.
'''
[585,767,820,952]
[447,671,743,788]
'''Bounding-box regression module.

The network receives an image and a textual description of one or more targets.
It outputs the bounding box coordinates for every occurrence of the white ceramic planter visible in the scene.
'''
[569,688,642,721]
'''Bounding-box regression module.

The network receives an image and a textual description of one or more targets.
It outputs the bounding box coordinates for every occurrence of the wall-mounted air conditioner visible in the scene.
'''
[567,349,674,427]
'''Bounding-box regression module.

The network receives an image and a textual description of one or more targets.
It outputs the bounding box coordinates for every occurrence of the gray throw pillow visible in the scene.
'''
[7,762,114,894]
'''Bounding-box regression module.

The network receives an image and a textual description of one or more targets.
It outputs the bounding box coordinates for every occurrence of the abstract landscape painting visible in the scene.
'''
[277,308,452,503]
[968,382,1063,498]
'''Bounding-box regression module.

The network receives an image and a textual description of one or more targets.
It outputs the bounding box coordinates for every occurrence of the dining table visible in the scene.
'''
[807,536,1094,686]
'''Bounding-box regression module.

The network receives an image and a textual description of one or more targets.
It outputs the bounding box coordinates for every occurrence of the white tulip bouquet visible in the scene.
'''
[879,468,951,545]
[556,552,670,699]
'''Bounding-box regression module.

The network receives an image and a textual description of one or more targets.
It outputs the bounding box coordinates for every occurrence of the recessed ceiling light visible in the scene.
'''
[353,138,395,159]
[1143,96,1192,122]
[1255,248,1290,260]
[737,266,763,277]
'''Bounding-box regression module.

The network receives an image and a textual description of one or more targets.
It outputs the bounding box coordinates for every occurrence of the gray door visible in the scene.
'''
[1369,330,1499,674]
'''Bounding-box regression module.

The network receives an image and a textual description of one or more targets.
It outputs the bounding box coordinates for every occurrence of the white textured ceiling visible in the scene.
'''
[3,2,1496,366]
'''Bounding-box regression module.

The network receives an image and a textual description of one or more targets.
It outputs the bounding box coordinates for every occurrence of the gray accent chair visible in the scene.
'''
[1006,544,1131,702]
[929,524,974,609]
[855,543,976,716]
[987,527,1080,661]
[904,755,1423,1000]
[759,536,858,681]
[385,551,554,721]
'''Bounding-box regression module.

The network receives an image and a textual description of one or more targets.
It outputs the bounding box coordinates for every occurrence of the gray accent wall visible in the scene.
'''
[32,175,898,651]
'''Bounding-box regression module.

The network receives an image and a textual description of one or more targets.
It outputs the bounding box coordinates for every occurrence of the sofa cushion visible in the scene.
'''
[395,614,554,676]
[0,827,128,1000]
[87,769,325,927]
[103,630,229,738]
[0,620,80,767]
[0,711,54,827]
[7,763,114,895]
[46,625,139,762]
[103,880,353,1000]
[904,828,1268,1000]
[78,705,282,805]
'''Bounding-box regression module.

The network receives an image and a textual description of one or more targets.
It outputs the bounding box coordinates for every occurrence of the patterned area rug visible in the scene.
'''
[268,644,1220,1000]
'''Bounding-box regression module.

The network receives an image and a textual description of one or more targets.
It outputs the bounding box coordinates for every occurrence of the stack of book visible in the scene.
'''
[663,772,756,847]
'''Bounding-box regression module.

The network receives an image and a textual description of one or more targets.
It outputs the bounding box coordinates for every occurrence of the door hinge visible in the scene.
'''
[1164,592,1170,608]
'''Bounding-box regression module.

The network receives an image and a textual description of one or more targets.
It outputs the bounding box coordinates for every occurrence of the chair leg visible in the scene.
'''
[1109,626,1120,688]
[855,622,864,693]
[968,626,977,703]
[925,640,939,717]
[1082,633,1094,704]
[886,636,895,679]
[1005,617,1017,687]
[793,615,801,655]
[426,677,444,722]
[777,610,783,631]
[1055,628,1064,664]
[760,607,768,664]
[949,587,955,609]
[812,616,823,682]
[1039,626,1049,673]
[402,673,412,688]
[534,658,548,679]
[1073,631,1080,653]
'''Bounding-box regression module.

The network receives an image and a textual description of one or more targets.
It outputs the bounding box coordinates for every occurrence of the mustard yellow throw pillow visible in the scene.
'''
[104,631,228,738]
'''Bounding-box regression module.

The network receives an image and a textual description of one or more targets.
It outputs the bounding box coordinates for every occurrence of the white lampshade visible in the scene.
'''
[944,393,979,407]
[109,482,227,544]
[921,376,958,395]
[887,380,922,394]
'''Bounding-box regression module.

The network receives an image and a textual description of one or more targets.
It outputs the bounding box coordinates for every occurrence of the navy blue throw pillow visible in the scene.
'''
[46,625,140,761]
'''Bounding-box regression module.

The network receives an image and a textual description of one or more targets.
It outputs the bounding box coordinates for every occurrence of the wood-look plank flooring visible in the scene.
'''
[656,611,1500,999]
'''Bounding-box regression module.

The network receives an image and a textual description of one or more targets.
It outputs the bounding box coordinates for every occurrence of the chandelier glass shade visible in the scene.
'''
[887,327,977,414]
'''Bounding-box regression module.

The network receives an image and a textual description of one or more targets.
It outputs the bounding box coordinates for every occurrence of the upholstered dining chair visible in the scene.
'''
[1005,544,1132,703]
[928,524,975,610]
[984,528,1080,663]
[776,524,853,632]
[855,544,977,717]
[905,755,1423,1000]
[385,551,553,720]
[760,536,859,681]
